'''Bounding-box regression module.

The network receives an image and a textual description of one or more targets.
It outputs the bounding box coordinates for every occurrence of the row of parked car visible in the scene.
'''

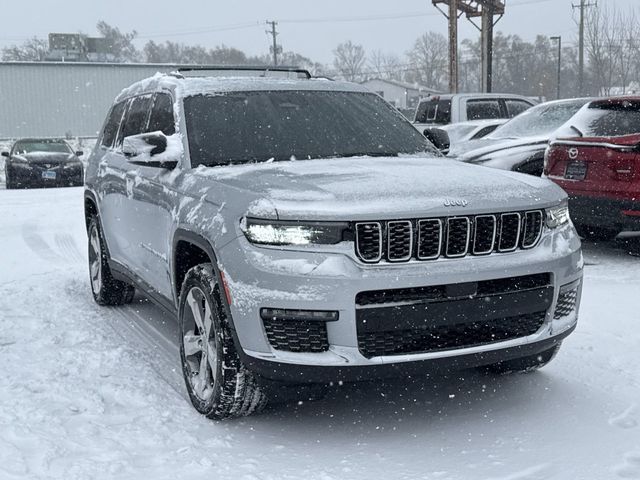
[415,93,640,241]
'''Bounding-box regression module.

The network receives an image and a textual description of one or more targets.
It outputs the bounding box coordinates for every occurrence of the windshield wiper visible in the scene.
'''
[569,125,584,137]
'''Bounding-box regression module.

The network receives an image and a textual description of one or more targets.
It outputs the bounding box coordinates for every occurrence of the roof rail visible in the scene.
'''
[173,65,311,79]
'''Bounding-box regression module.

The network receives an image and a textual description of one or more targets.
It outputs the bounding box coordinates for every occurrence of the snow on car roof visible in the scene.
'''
[115,72,369,102]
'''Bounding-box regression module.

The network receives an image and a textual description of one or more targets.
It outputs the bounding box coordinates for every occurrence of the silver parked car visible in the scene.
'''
[84,67,583,419]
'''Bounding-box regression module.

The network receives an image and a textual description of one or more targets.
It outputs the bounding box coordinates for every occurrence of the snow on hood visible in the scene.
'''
[449,135,550,161]
[194,156,564,221]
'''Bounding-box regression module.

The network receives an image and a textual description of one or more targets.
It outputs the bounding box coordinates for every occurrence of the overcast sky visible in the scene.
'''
[1,0,637,64]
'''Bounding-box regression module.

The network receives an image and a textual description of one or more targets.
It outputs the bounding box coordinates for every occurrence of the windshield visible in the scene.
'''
[13,140,72,155]
[487,100,587,140]
[184,90,436,167]
[555,99,640,137]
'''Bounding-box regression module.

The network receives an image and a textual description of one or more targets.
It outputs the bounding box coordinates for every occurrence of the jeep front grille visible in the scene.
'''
[354,211,543,263]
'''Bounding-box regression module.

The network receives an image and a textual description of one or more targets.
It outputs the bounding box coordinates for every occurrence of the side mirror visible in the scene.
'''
[1,151,8,157]
[123,131,177,169]
[423,128,450,154]
[75,151,84,156]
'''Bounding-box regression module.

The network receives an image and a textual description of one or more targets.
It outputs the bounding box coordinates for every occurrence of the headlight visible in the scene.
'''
[546,201,570,228]
[9,159,30,169]
[63,162,81,169]
[242,218,348,246]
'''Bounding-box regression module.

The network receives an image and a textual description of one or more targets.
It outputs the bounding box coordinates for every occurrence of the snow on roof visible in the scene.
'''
[116,72,369,101]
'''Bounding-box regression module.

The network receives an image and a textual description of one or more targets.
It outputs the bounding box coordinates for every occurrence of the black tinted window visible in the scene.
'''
[565,100,640,137]
[467,100,502,120]
[506,99,532,117]
[101,101,126,147]
[147,93,175,136]
[119,95,152,142]
[415,99,451,124]
[184,91,435,167]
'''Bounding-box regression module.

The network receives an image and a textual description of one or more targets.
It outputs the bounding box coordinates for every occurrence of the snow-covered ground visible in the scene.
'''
[0,186,639,480]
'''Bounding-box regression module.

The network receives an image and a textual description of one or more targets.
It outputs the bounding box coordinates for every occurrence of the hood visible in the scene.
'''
[194,156,565,221]
[449,135,550,161]
[13,152,79,165]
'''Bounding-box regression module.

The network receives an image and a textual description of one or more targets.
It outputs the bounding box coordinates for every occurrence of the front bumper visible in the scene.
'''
[219,222,583,377]
[568,194,640,233]
[8,164,83,188]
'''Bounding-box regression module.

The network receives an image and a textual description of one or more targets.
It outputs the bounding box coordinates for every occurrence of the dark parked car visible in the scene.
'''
[545,97,640,240]
[449,98,591,176]
[2,138,84,189]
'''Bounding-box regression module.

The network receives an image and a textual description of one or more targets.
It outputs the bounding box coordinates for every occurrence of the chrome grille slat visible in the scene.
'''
[522,211,543,249]
[355,222,382,263]
[417,219,442,260]
[354,210,542,263]
[446,217,470,258]
[473,215,496,255]
[387,220,413,262]
[498,213,522,252]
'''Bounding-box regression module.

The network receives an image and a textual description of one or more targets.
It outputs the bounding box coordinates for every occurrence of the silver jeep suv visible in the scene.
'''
[84,67,583,419]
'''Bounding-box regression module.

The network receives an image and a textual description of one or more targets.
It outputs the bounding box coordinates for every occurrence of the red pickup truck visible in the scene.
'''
[544,97,640,240]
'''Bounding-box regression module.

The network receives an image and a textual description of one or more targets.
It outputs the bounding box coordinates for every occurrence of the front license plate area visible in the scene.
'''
[564,161,587,180]
[42,170,57,180]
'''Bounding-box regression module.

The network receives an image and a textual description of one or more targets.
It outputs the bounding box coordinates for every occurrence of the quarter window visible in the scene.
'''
[101,101,126,148]
[118,95,153,144]
[147,93,176,136]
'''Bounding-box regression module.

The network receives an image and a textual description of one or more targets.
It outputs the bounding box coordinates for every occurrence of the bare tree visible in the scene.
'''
[333,41,366,82]
[97,21,140,62]
[405,32,448,91]
[368,50,403,81]
[1,37,48,61]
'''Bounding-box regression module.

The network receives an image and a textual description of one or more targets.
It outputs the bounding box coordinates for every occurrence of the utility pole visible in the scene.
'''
[266,20,279,66]
[573,0,596,95]
[551,36,562,99]
[448,0,458,93]
[433,1,504,94]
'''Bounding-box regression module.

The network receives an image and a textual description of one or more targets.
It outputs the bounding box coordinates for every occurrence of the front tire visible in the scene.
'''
[178,263,267,419]
[87,215,135,305]
[482,343,562,374]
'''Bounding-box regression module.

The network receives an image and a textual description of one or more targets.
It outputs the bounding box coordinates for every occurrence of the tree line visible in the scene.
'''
[3,4,638,98]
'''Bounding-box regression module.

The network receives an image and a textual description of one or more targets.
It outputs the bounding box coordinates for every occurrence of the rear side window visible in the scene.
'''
[568,101,640,137]
[101,101,126,147]
[147,93,176,136]
[119,95,153,143]
[467,99,501,120]
[506,99,532,118]
[415,99,451,124]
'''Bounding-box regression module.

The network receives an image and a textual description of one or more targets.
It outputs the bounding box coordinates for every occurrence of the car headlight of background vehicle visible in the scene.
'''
[8,157,30,168]
[546,201,570,228]
[242,217,349,245]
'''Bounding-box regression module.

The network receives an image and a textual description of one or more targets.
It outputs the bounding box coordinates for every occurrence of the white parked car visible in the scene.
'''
[440,119,507,145]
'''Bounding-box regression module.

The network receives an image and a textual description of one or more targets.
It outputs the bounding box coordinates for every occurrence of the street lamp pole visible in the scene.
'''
[550,36,562,99]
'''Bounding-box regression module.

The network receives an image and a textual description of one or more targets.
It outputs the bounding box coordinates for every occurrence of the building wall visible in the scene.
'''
[0,62,184,139]
[362,79,411,109]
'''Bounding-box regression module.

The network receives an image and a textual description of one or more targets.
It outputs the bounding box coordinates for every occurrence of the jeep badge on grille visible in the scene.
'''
[444,199,468,207]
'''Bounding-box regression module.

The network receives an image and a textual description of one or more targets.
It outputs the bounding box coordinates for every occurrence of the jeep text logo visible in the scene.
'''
[444,199,468,207]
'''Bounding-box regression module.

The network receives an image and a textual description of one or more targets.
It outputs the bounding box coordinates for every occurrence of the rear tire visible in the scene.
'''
[178,263,267,420]
[87,215,135,306]
[482,343,562,374]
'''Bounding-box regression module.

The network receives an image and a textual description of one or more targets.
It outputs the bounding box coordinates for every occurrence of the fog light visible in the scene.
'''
[260,308,339,322]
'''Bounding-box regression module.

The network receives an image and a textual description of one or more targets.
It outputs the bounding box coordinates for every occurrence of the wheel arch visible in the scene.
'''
[84,190,100,230]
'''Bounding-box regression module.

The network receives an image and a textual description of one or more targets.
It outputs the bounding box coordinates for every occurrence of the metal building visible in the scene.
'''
[0,62,186,139]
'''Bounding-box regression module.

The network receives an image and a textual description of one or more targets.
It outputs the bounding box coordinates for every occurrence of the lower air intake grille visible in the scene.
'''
[554,287,578,319]
[263,318,329,353]
[358,312,546,358]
